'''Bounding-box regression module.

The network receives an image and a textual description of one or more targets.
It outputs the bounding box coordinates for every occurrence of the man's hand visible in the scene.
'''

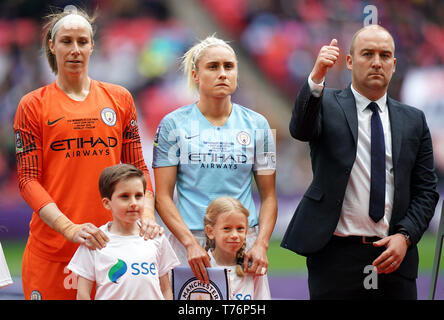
[372,234,409,274]
[310,38,339,84]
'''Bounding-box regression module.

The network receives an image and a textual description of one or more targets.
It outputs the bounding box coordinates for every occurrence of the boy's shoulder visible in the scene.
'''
[149,233,168,246]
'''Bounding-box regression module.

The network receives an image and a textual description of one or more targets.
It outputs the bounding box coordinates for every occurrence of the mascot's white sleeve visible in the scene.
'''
[0,242,13,289]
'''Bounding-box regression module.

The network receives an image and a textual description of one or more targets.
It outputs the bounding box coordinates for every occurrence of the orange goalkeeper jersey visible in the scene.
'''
[14,80,153,262]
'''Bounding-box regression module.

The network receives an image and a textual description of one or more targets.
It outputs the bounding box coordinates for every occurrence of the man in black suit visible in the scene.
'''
[281,25,439,299]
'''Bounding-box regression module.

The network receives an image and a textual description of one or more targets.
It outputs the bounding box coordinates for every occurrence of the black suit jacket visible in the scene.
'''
[281,80,439,279]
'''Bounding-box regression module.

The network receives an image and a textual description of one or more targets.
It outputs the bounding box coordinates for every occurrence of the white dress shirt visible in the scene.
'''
[308,76,394,238]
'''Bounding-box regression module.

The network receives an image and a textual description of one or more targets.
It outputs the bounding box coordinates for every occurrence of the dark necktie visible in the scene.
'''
[368,102,385,223]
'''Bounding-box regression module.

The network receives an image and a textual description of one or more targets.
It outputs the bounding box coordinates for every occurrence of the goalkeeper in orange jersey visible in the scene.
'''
[13,6,162,300]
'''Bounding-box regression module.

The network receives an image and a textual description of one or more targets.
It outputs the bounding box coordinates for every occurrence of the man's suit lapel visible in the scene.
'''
[387,97,403,171]
[336,85,358,145]
[334,87,404,168]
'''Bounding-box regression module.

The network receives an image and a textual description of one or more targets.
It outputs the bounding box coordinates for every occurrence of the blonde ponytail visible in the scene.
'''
[235,242,247,277]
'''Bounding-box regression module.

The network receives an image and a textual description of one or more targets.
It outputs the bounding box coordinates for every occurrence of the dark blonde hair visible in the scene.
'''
[42,6,97,74]
[204,196,249,277]
[181,34,237,91]
[99,164,146,199]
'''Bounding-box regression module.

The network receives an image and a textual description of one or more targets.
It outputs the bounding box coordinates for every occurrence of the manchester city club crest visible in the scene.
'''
[101,108,117,126]
[30,290,42,300]
[172,266,228,300]
[178,278,223,300]
[236,131,251,145]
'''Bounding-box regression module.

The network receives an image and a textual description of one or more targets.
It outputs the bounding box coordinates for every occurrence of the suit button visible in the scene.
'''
[336,200,342,207]
[345,168,351,175]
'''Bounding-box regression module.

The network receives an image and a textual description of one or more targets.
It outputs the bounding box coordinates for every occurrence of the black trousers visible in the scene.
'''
[306,236,417,300]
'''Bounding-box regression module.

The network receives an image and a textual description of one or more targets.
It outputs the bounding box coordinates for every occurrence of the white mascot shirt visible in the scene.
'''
[68,222,179,300]
[208,250,270,300]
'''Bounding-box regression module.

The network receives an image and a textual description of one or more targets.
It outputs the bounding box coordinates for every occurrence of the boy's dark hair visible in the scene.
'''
[99,164,146,199]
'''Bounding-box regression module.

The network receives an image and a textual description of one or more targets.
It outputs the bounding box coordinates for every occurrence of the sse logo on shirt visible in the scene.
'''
[108,259,157,284]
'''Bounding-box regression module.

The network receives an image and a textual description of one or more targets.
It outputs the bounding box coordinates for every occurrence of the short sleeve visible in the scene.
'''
[253,118,276,172]
[253,274,271,300]
[67,245,96,282]
[152,117,180,167]
[0,242,13,288]
[156,235,180,277]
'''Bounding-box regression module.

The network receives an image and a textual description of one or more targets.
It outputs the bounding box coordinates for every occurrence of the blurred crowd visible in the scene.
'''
[201,0,444,98]
[0,0,443,209]
[200,0,444,194]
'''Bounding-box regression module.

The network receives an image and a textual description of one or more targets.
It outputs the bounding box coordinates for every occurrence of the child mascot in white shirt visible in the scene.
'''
[204,196,271,300]
[68,164,179,300]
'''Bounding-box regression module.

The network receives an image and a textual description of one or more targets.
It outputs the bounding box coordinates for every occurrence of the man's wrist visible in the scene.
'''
[397,230,412,247]
[308,73,325,97]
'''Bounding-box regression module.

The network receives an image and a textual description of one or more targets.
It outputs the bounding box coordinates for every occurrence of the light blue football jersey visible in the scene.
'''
[152,103,276,230]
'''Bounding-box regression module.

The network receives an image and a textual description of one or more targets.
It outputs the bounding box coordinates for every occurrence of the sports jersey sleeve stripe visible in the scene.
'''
[152,116,179,167]
[122,142,154,193]
[14,98,54,212]
[253,117,276,172]
[121,93,153,193]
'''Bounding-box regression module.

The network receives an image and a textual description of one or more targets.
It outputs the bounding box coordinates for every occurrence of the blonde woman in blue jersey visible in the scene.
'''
[153,35,277,284]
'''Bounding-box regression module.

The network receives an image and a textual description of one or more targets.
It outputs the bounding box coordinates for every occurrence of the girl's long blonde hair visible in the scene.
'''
[204,196,249,277]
